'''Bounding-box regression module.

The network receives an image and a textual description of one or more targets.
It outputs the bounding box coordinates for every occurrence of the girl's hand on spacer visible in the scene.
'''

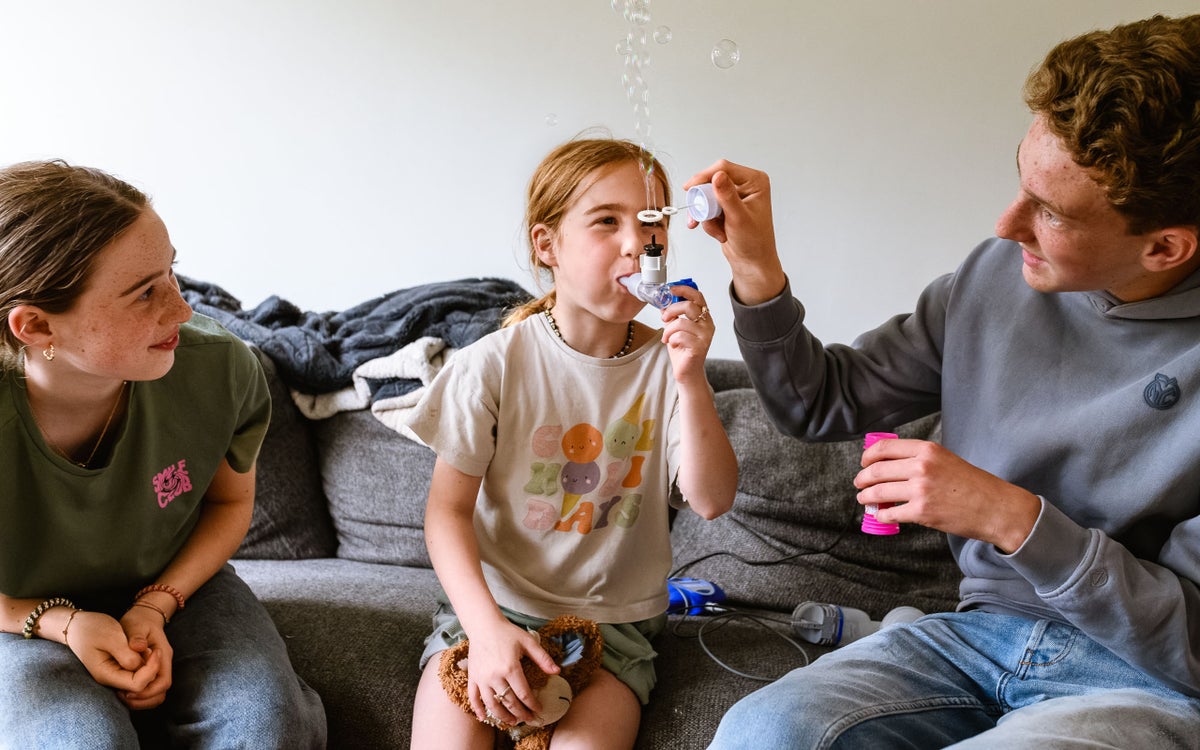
[661,288,713,383]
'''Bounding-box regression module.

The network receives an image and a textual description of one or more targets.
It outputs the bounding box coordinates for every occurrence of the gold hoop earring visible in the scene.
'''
[42,344,55,361]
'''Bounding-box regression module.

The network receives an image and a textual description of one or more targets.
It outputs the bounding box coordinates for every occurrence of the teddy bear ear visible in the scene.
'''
[539,615,604,687]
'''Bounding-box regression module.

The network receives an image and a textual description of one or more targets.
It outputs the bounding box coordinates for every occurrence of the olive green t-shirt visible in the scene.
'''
[0,314,270,600]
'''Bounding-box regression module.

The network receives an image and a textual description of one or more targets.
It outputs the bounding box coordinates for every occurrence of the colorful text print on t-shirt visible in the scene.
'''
[153,459,192,508]
[521,393,655,534]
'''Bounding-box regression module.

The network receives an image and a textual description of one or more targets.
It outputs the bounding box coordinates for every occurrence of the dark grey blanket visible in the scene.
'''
[179,276,532,395]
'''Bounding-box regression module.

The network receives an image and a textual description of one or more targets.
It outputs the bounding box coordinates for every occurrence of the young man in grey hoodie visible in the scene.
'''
[696,13,1200,749]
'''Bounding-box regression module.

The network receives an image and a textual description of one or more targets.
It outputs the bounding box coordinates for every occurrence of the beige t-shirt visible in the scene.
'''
[408,314,683,623]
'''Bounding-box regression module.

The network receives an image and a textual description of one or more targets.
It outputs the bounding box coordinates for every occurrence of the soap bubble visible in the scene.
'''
[653,25,672,44]
[625,0,651,25]
[545,113,558,127]
[711,38,741,70]
[616,36,633,56]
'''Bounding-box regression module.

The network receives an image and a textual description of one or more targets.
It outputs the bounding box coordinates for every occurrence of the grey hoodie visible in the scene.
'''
[732,236,1200,697]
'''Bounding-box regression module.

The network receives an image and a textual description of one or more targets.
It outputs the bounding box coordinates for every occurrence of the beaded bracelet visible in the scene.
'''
[22,597,77,639]
[135,583,186,611]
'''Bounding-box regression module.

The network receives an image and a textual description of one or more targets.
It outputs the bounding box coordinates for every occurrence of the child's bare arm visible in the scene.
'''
[423,458,556,725]
[674,381,738,519]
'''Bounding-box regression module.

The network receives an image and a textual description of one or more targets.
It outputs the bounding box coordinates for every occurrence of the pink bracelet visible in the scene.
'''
[135,583,186,611]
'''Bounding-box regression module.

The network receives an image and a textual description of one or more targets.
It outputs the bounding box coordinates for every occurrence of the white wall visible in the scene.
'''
[1,0,1194,360]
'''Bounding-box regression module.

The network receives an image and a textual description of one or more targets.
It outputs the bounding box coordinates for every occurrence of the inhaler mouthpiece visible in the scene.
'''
[620,274,698,309]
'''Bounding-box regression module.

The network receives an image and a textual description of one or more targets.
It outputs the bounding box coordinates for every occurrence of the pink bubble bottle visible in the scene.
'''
[861,432,900,535]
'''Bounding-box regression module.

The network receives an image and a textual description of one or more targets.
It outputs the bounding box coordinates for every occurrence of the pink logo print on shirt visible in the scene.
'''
[153,460,192,508]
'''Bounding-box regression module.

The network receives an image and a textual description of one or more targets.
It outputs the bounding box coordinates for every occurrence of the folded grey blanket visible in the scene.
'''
[178,275,531,394]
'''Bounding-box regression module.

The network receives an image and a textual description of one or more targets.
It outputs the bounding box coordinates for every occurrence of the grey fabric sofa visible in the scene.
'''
[230,318,962,749]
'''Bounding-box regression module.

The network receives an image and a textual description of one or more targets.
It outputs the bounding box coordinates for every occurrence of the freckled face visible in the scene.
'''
[49,208,193,382]
[993,116,1155,301]
[543,160,667,320]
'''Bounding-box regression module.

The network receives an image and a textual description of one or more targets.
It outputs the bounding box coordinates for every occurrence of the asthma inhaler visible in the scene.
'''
[620,235,699,308]
[861,432,900,535]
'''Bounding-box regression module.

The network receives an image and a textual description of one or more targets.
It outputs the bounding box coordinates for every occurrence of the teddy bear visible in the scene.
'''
[438,614,604,750]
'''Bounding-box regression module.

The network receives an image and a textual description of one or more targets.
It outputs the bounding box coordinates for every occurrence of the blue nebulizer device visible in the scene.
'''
[667,577,727,615]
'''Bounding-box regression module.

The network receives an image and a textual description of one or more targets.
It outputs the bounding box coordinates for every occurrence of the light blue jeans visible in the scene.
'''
[0,565,326,749]
[708,611,1200,749]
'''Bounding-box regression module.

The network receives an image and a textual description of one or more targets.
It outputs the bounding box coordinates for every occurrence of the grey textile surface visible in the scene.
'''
[233,559,437,748]
[671,389,961,617]
[236,348,338,559]
[315,410,436,567]
[234,558,824,750]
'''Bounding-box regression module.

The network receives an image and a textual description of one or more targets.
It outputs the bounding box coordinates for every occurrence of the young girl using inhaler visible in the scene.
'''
[407,137,738,749]
[0,160,325,747]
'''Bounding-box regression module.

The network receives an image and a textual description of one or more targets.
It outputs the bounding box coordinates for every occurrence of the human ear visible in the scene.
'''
[8,306,51,347]
[1142,226,1199,273]
[531,223,558,267]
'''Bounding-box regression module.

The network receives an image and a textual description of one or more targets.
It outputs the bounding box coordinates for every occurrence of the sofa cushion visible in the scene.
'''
[236,348,338,559]
[234,559,439,749]
[705,358,753,393]
[316,410,435,567]
[234,557,812,750]
[670,388,961,618]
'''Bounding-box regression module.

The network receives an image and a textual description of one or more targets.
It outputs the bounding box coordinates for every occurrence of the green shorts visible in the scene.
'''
[418,591,666,705]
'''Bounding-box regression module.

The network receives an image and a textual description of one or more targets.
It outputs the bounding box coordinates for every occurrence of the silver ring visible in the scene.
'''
[493,686,511,701]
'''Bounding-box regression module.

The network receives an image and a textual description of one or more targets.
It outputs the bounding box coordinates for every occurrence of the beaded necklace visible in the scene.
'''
[543,309,635,358]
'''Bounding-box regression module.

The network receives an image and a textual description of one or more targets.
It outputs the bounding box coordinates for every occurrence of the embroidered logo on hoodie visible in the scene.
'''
[1143,373,1180,411]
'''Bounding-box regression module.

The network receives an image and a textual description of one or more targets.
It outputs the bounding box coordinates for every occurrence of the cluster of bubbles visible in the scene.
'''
[608,1,740,201]
[549,3,742,141]
[613,0,657,190]
[592,1,743,212]
[612,0,740,70]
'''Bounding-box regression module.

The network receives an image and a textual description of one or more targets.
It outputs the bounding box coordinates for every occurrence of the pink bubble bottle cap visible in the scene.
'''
[862,432,900,535]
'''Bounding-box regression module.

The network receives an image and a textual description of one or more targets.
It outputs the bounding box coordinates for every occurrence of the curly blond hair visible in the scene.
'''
[1024,14,1200,234]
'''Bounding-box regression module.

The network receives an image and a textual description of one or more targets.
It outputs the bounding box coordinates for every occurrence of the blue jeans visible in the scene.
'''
[0,565,326,749]
[708,611,1200,749]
